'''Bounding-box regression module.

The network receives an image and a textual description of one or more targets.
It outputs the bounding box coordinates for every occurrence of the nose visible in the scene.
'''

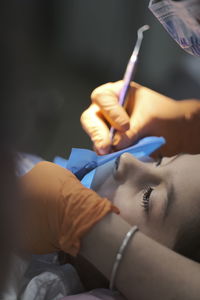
[120,152,149,169]
[117,153,161,185]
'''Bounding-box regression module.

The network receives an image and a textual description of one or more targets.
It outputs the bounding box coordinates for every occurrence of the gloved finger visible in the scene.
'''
[91,81,130,132]
[112,127,141,151]
[81,104,112,155]
[112,109,151,150]
[112,87,145,150]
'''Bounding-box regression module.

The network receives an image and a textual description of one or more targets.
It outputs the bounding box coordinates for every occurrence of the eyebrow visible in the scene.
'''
[156,156,181,220]
[164,182,175,219]
[160,153,184,167]
[162,155,187,219]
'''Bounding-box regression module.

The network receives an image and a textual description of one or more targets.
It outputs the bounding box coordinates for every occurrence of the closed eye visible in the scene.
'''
[141,186,154,212]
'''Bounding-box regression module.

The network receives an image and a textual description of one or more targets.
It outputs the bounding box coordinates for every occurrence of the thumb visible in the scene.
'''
[112,114,145,150]
[112,127,141,151]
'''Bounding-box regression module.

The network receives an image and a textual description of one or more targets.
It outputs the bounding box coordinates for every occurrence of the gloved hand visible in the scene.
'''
[19,162,118,256]
[81,81,200,157]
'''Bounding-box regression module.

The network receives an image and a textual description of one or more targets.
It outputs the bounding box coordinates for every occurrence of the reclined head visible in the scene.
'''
[92,153,200,261]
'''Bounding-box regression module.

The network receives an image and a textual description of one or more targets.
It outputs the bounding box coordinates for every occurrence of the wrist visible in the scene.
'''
[80,213,131,280]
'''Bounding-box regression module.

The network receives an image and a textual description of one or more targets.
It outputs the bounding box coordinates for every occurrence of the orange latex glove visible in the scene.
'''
[19,161,119,256]
[81,81,200,157]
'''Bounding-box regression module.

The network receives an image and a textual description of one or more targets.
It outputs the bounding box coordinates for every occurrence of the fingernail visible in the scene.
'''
[120,120,130,131]
[97,147,107,155]
[95,143,110,155]
[112,134,121,146]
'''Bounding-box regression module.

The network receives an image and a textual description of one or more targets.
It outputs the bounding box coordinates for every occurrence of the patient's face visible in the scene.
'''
[91,154,200,249]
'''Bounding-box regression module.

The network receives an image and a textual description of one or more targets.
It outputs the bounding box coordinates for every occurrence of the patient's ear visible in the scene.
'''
[58,251,109,290]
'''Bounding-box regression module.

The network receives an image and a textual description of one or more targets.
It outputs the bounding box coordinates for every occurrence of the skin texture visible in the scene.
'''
[81,81,200,157]
[91,153,200,252]
[81,210,200,300]
[78,154,200,300]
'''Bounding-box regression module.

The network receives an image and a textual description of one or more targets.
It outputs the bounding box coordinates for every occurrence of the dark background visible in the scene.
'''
[2,0,200,160]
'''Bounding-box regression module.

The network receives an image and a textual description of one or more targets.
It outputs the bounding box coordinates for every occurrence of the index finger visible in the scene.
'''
[91,81,130,132]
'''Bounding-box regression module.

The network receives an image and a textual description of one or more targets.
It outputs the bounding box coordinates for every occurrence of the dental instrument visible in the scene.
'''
[110,24,150,141]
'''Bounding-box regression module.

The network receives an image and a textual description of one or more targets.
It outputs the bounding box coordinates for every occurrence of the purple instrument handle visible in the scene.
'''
[110,56,137,140]
[109,25,149,142]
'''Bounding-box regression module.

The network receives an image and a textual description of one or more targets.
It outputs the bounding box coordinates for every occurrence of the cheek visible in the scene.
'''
[112,185,146,226]
[93,178,118,201]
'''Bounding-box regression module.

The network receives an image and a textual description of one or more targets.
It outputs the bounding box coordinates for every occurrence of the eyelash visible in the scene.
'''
[114,156,154,212]
[141,186,154,212]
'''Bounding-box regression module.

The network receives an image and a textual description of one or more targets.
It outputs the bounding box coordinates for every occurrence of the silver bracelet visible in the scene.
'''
[109,225,139,290]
